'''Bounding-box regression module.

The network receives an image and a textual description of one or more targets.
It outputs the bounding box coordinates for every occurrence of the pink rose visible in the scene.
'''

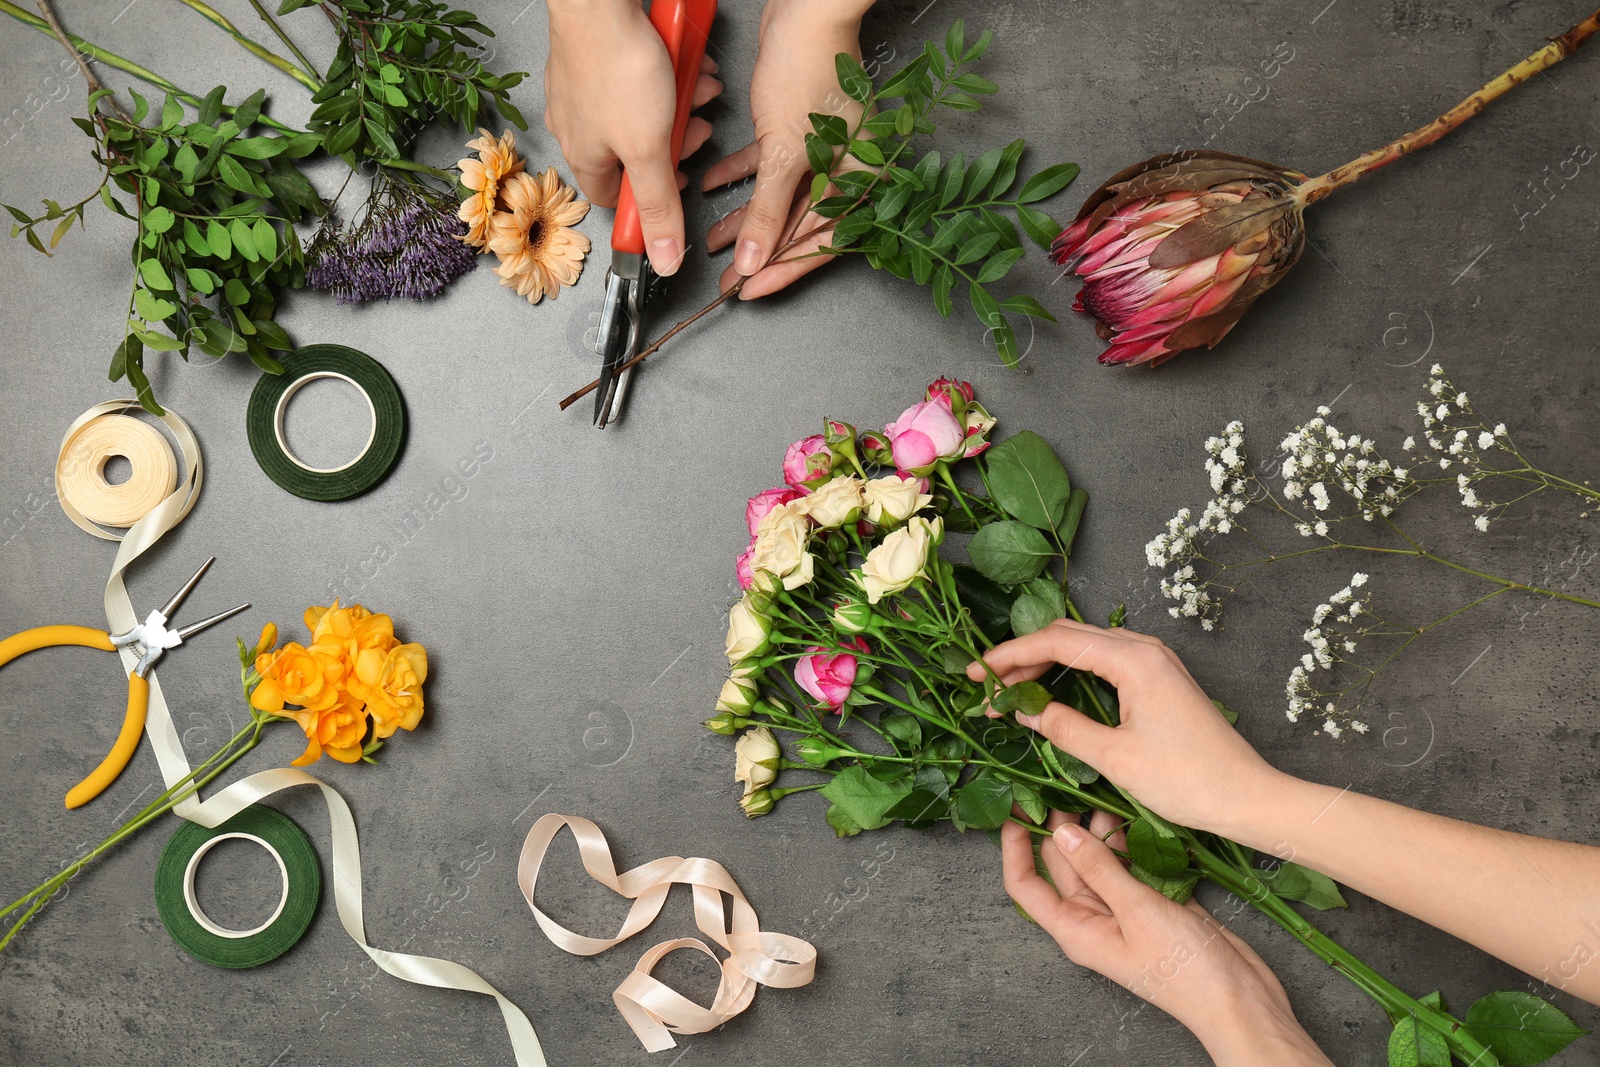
[782,435,834,492]
[735,545,756,590]
[794,637,870,711]
[746,487,803,536]
[884,400,965,475]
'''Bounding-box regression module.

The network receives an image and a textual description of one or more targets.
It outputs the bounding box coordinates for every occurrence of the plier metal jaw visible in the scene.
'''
[593,251,652,428]
[109,556,249,677]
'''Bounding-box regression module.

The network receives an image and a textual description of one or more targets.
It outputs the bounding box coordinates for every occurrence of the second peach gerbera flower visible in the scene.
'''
[456,127,524,249]
[487,168,591,304]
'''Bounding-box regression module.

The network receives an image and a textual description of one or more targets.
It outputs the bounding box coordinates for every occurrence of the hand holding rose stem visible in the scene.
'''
[2,603,428,954]
[707,381,1593,1064]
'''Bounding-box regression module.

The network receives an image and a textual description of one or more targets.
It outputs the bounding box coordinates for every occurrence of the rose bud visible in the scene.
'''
[782,435,835,492]
[831,599,877,635]
[724,595,773,666]
[739,788,776,818]
[859,430,894,468]
[962,402,996,459]
[794,637,870,711]
[824,419,860,465]
[795,738,851,766]
[717,674,759,714]
[924,378,974,423]
[703,711,752,736]
[734,726,781,792]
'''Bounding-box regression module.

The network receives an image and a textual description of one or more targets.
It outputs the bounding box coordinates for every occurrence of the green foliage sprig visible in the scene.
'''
[1,0,529,413]
[292,0,526,162]
[804,21,1079,367]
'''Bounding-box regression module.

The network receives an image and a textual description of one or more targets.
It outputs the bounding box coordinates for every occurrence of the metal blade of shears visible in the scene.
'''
[593,252,645,427]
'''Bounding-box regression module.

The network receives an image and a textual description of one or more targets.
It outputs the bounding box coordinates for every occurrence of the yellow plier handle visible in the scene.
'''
[0,624,150,810]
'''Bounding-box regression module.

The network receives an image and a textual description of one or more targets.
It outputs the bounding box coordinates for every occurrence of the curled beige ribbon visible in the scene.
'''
[518,814,818,1053]
[52,401,547,1066]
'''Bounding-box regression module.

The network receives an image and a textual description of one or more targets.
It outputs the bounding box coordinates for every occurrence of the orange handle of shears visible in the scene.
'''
[0,624,149,810]
[612,0,719,254]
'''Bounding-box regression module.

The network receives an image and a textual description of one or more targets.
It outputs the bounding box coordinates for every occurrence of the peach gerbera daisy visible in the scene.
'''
[487,168,591,304]
[456,127,524,250]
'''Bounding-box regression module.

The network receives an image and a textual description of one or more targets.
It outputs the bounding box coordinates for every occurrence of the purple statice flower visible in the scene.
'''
[304,181,476,304]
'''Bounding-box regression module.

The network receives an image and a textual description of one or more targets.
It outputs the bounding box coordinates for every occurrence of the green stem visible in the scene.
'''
[1191,842,1495,1064]
[0,1,301,133]
[171,0,322,91]
[375,157,458,183]
[246,0,319,79]
[0,719,267,953]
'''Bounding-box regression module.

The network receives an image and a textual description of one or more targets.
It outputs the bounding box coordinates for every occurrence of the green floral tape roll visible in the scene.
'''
[246,345,407,501]
[155,805,321,969]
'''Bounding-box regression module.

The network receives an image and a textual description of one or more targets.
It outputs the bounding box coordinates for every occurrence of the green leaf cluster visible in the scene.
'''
[805,21,1078,367]
[6,87,322,411]
[298,0,526,161]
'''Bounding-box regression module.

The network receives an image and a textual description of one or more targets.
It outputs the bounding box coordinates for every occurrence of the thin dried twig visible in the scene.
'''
[35,0,131,121]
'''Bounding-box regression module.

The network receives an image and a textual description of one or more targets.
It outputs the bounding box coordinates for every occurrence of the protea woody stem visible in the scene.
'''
[1296,7,1600,205]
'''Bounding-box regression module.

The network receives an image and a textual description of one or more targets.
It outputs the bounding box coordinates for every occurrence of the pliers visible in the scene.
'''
[593,0,719,428]
[0,557,248,809]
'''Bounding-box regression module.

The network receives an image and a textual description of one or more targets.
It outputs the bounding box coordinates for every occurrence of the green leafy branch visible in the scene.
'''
[800,20,1079,367]
[1,0,530,413]
[293,0,525,163]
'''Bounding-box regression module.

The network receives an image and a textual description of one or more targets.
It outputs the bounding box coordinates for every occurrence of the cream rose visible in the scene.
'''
[858,516,942,603]
[862,474,932,525]
[734,726,780,792]
[750,503,815,590]
[724,596,772,664]
[800,476,864,528]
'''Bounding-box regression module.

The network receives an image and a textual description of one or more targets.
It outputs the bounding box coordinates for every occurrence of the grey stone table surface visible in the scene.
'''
[2,1,1598,1064]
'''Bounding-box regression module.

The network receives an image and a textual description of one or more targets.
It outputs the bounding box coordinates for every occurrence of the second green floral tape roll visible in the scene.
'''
[246,345,407,501]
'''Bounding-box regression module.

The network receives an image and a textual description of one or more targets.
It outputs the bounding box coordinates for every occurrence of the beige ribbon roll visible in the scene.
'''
[518,814,818,1053]
[52,401,548,1066]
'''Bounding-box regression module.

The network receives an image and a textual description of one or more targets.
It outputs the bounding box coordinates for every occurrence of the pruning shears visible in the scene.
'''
[0,557,247,809]
[593,0,719,428]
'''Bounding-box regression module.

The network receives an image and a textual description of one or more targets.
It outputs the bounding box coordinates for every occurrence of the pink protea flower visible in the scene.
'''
[1052,152,1307,367]
[794,637,870,711]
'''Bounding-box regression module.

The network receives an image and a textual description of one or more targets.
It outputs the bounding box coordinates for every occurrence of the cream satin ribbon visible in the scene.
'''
[55,401,547,1067]
[518,814,817,1053]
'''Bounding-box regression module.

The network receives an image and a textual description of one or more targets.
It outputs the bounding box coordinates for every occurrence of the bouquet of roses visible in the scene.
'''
[706,381,1582,1067]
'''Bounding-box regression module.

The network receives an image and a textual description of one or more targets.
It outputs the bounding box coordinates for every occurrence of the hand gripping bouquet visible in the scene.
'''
[706,380,1584,1067]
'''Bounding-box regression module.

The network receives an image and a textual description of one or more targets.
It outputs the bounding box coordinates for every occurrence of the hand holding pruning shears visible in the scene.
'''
[544,0,877,424]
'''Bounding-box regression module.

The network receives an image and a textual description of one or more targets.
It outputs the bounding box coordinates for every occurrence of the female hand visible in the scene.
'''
[968,620,1286,839]
[1002,811,1332,1067]
[702,0,875,298]
[544,0,722,277]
